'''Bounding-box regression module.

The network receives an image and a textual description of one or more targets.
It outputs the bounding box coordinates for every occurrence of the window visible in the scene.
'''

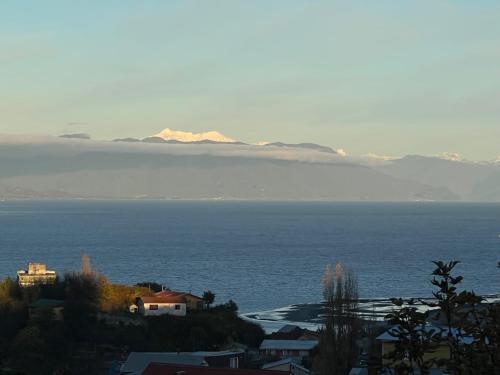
[149,304,158,310]
[175,304,181,310]
[230,357,239,368]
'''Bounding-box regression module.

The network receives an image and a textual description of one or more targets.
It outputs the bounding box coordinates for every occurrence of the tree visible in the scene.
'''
[203,290,216,308]
[313,263,360,375]
[9,326,46,375]
[384,298,439,375]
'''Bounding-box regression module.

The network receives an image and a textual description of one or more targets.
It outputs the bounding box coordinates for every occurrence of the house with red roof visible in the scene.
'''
[132,295,187,317]
[155,290,205,311]
[130,290,204,317]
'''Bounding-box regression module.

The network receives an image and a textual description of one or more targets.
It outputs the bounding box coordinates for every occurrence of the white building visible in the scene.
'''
[17,263,57,287]
[132,295,187,317]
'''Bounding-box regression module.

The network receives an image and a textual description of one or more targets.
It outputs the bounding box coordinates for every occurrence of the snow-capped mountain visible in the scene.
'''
[154,128,236,143]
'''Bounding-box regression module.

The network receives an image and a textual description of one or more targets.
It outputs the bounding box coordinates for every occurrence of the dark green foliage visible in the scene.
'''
[384,298,439,375]
[385,260,500,375]
[203,290,216,307]
[0,274,263,375]
[145,307,264,351]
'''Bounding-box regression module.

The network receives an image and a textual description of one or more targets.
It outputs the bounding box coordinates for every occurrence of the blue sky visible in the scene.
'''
[1,1,499,159]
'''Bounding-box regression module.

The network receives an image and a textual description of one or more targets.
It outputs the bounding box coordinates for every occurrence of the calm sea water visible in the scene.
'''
[1,201,499,312]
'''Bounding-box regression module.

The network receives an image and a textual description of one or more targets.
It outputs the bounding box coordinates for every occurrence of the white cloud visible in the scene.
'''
[363,153,397,161]
[336,148,347,157]
[438,152,461,162]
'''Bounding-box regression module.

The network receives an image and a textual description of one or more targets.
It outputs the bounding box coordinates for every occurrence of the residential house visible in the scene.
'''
[142,363,284,375]
[17,263,57,287]
[259,340,318,361]
[377,324,474,369]
[29,298,64,321]
[133,295,187,317]
[261,358,310,374]
[155,290,205,310]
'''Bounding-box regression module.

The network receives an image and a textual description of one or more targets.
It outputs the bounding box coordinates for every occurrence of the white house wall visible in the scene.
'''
[143,302,186,316]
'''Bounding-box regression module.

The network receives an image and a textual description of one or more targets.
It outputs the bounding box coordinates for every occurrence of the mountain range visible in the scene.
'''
[0,129,498,201]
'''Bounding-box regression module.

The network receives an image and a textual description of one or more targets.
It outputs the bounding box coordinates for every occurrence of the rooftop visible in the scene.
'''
[377,324,475,345]
[121,352,207,375]
[259,340,318,351]
[143,363,284,375]
[140,295,187,304]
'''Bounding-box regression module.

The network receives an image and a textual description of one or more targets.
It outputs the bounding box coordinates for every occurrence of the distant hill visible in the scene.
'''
[0,135,498,201]
[377,155,500,200]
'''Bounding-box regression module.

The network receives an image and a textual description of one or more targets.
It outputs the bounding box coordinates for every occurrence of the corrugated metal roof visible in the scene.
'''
[259,340,318,351]
[376,324,474,345]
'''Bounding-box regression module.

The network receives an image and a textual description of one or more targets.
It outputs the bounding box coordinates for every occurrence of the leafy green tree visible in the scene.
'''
[384,298,439,375]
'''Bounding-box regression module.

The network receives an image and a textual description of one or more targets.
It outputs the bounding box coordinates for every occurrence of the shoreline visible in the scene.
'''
[242,295,500,333]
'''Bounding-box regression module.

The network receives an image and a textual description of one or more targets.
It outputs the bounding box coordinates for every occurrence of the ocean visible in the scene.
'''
[1,200,499,313]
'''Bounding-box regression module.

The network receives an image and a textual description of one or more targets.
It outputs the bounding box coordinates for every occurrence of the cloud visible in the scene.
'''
[363,153,398,161]
[0,134,348,164]
[336,148,347,157]
[438,152,461,161]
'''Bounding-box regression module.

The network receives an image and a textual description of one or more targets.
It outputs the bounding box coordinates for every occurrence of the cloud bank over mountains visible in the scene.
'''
[0,129,499,201]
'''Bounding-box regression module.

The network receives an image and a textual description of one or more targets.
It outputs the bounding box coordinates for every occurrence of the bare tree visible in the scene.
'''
[314,262,361,375]
[81,254,92,276]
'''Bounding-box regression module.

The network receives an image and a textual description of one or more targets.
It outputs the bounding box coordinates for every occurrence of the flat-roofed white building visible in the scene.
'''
[17,263,57,287]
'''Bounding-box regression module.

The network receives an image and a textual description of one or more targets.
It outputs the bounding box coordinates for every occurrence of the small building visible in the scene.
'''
[133,295,187,317]
[29,298,64,321]
[377,324,474,369]
[155,290,205,310]
[262,358,310,374]
[17,263,57,287]
[259,340,318,361]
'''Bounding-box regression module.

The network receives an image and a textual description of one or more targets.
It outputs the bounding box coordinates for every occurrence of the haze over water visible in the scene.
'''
[1,200,499,313]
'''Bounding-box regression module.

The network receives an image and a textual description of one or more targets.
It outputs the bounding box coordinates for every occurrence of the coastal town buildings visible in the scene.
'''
[17,262,57,287]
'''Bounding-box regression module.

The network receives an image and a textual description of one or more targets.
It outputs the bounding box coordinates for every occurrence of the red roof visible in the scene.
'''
[143,363,284,375]
[155,291,203,301]
[140,295,186,304]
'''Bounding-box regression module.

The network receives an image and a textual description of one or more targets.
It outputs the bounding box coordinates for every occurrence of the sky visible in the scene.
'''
[1,1,499,160]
